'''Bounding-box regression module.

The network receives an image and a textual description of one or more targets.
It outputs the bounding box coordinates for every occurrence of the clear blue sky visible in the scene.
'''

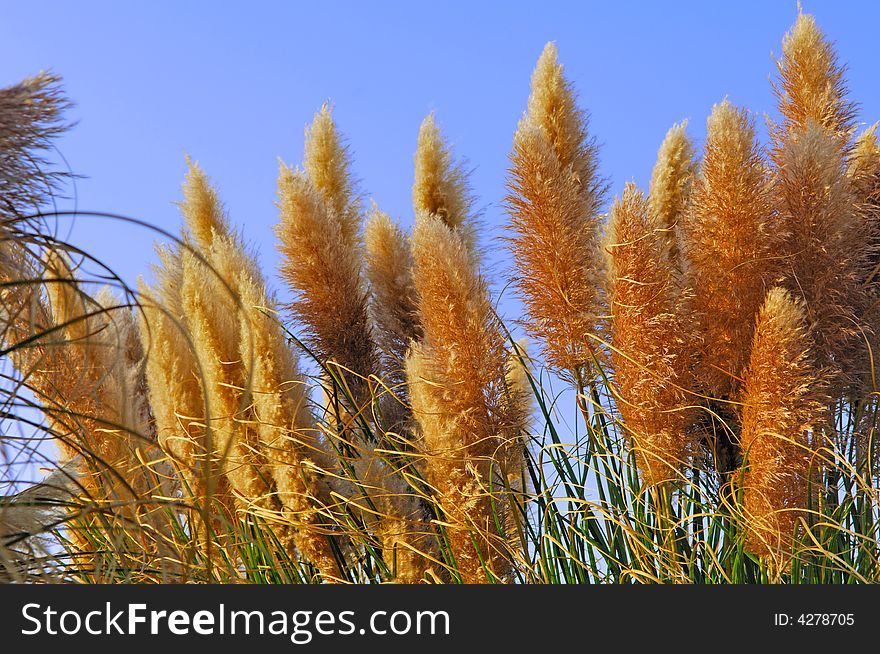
[2,1,879,313]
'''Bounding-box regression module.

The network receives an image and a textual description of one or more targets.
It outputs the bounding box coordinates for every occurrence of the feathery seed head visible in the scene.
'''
[364,207,421,383]
[304,103,361,246]
[776,122,871,387]
[648,120,697,236]
[506,119,604,377]
[849,124,880,183]
[276,164,376,406]
[0,72,71,217]
[505,44,606,378]
[413,113,474,244]
[774,11,856,143]
[607,182,698,485]
[408,215,521,581]
[740,286,828,559]
[526,43,597,185]
[682,99,782,400]
[179,157,230,251]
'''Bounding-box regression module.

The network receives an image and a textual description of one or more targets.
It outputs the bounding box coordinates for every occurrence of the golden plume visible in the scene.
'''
[776,123,872,388]
[606,183,698,486]
[407,214,524,582]
[235,257,342,579]
[364,207,421,388]
[175,164,276,518]
[740,287,827,561]
[505,42,605,377]
[648,120,697,263]
[681,99,783,401]
[772,10,856,145]
[304,103,362,247]
[137,244,239,547]
[413,113,475,251]
[276,164,376,409]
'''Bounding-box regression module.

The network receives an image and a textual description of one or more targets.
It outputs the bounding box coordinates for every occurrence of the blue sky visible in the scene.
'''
[2,1,879,314]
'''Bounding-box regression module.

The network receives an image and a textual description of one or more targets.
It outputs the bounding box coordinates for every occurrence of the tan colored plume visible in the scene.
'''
[681,99,783,401]
[606,183,698,486]
[407,214,525,582]
[740,287,828,561]
[505,42,605,377]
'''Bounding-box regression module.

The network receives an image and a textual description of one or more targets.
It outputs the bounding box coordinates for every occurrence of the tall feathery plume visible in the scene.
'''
[849,125,880,292]
[41,256,153,489]
[740,287,827,561]
[363,209,441,582]
[606,183,698,486]
[772,10,873,392]
[413,113,476,252]
[280,114,430,581]
[849,124,880,183]
[235,260,342,579]
[277,108,377,410]
[0,72,72,447]
[365,113,479,418]
[0,72,71,220]
[775,124,871,388]
[304,104,362,248]
[364,206,421,422]
[648,120,697,264]
[681,100,783,402]
[505,42,606,378]
[407,215,525,582]
[176,163,278,519]
[0,72,70,372]
[772,10,856,148]
[137,245,238,545]
[142,161,344,578]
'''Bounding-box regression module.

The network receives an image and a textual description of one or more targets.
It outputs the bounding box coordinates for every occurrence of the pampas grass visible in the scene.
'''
[606,183,698,486]
[648,121,697,265]
[5,9,880,586]
[682,100,783,403]
[740,287,828,563]
[505,43,606,378]
[407,215,525,582]
[772,11,856,146]
[276,158,376,411]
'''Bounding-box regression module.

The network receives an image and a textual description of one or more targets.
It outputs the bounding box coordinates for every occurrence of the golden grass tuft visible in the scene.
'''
[606,183,698,486]
[648,120,697,263]
[775,123,872,388]
[235,253,341,579]
[41,255,160,492]
[137,245,236,527]
[364,206,421,392]
[407,215,525,582]
[848,125,880,288]
[304,104,362,247]
[176,165,276,518]
[413,113,475,250]
[740,287,828,561]
[505,43,605,377]
[773,10,856,145]
[681,99,783,401]
[525,43,600,185]
[141,160,345,578]
[275,165,377,408]
[0,72,70,217]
